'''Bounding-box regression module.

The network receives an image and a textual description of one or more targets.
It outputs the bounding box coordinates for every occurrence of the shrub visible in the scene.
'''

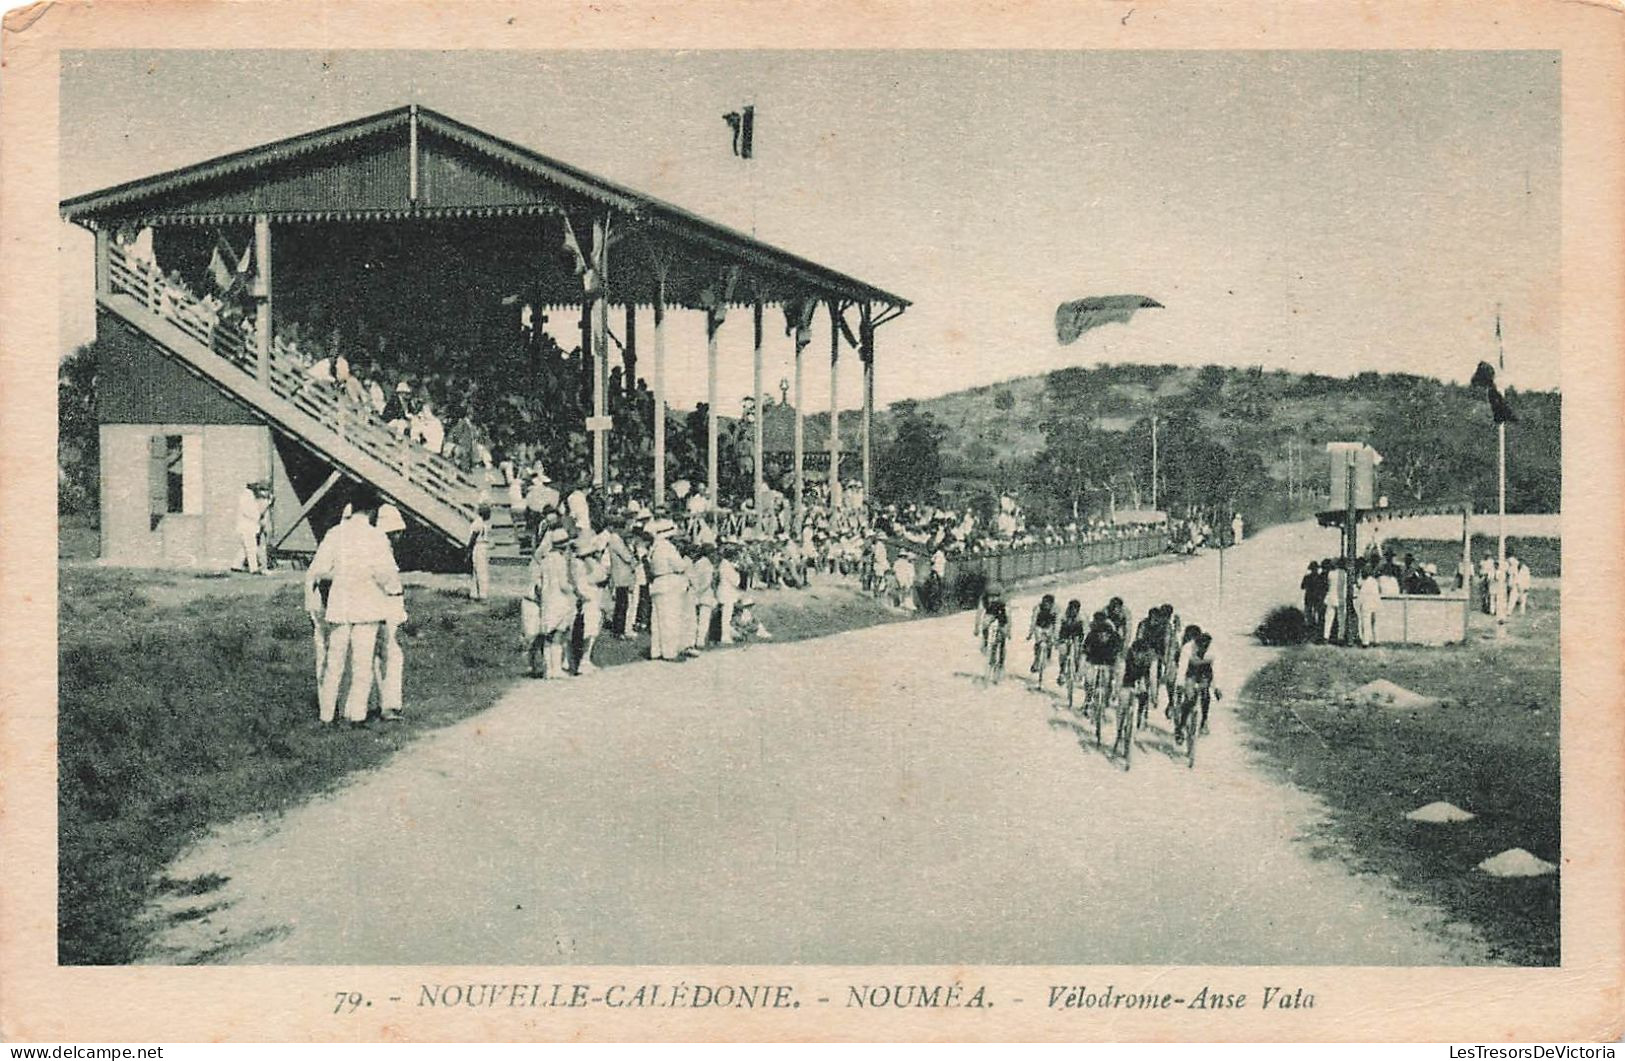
[1255,604,1309,646]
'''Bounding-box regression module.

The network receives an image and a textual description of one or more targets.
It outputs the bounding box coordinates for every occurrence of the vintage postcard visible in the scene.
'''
[1,0,1621,1044]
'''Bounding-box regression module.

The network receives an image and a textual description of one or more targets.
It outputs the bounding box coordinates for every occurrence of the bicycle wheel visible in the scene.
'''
[1092,672,1104,746]
[1114,695,1135,769]
[1184,700,1199,768]
[1065,655,1077,712]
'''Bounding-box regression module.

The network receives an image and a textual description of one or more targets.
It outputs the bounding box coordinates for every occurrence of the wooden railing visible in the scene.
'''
[941,531,1170,603]
[105,243,481,523]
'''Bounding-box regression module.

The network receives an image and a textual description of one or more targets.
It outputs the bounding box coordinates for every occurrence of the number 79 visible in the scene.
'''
[334,991,365,1014]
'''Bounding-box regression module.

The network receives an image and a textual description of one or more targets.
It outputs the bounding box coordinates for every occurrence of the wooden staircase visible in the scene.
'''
[102,246,482,552]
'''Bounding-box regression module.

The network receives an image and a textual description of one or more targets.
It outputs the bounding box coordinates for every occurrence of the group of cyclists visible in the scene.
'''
[973,583,1220,770]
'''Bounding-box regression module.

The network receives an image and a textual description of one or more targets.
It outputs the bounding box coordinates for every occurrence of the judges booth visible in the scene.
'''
[1319,443,1471,646]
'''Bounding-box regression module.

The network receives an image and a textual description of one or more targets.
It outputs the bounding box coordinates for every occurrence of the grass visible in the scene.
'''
[57,567,523,965]
[1238,587,1560,965]
[57,543,1180,964]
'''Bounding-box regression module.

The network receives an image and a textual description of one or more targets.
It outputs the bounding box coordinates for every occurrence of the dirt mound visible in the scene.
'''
[1406,801,1475,824]
[1477,848,1556,878]
[1346,679,1436,709]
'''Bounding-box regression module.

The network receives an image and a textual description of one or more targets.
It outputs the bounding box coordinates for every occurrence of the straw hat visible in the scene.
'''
[376,504,406,534]
[647,518,677,538]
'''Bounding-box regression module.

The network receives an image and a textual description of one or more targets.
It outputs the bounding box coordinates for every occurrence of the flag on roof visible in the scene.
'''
[1055,295,1163,345]
[724,105,755,159]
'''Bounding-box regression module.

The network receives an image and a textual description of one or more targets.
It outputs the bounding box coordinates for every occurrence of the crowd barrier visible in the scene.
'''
[937,531,1170,607]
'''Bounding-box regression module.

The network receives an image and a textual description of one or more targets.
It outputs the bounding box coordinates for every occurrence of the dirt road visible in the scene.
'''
[144,519,1487,965]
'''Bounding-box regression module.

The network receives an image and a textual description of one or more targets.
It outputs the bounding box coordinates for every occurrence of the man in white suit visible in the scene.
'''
[305,493,403,726]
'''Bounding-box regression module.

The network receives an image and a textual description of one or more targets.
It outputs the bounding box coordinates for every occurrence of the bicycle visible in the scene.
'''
[1085,663,1111,745]
[1175,681,1211,768]
[1030,635,1054,687]
[984,624,1009,685]
[1112,680,1141,770]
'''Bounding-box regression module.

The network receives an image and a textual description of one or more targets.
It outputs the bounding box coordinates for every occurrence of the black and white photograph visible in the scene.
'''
[5,2,1624,1044]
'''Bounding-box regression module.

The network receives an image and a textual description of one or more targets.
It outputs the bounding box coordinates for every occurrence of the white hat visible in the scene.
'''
[376,504,406,534]
[647,518,678,538]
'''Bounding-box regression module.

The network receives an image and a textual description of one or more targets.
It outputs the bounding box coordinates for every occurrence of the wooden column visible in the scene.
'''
[94,227,111,298]
[828,301,842,505]
[707,305,723,509]
[590,218,609,487]
[752,298,765,506]
[623,302,638,394]
[860,307,875,501]
[793,316,807,527]
[652,272,668,508]
[253,215,272,386]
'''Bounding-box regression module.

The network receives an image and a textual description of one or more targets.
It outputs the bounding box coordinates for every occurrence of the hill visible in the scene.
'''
[868,364,1560,529]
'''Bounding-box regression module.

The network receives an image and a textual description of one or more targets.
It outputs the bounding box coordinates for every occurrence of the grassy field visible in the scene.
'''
[59,545,1177,964]
[58,566,527,965]
[1238,588,1560,965]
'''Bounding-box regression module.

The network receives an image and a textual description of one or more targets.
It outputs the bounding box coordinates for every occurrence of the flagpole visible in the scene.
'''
[1496,306,1508,631]
[1150,413,1158,512]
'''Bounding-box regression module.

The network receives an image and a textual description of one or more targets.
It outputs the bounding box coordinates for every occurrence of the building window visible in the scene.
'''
[148,432,202,528]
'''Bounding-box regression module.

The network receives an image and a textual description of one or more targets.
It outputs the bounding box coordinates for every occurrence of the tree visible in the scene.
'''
[1368,379,1476,505]
[1188,364,1228,407]
[59,342,100,515]
[877,400,946,505]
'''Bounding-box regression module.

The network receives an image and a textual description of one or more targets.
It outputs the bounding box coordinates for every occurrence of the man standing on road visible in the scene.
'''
[374,503,409,722]
[646,518,689,661]
[305,493,401,727]
[606,518,639,638]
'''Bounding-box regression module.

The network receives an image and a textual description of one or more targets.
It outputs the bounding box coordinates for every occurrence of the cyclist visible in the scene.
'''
[1056,599,1085,690]
[1117,632,1159,760]
[1027,593,1059,685]
[1081,610,1123,722]
[1188,632,1220,735]
[1104,596,1131,703]
[1133,604,1169,723]
[975,582,1012,684]
[1173,626,1216,744]
[1160,606,1185,716]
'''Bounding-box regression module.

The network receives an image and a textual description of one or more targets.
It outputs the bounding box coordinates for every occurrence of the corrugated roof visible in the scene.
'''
[61,104,908,311]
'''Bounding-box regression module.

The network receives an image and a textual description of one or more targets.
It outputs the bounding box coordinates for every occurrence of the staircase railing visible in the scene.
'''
[105,243,480,524]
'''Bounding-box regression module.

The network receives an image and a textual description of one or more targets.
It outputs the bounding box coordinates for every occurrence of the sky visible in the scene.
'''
[59,49,1561,413]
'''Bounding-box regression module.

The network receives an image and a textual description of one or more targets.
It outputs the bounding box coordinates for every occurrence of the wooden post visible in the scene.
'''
[828,301,841,505]
[94,227,111,298]
[1343,462,1358,645]
[590,218,609,487]
[623,302,638,394]
[707,305,722,510]
[253,215,272,386]
[793,315,806,527]
[860,306,874,501]
[753,298,765,506]
[1461,504,1472,591]
[652,271,667,507]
